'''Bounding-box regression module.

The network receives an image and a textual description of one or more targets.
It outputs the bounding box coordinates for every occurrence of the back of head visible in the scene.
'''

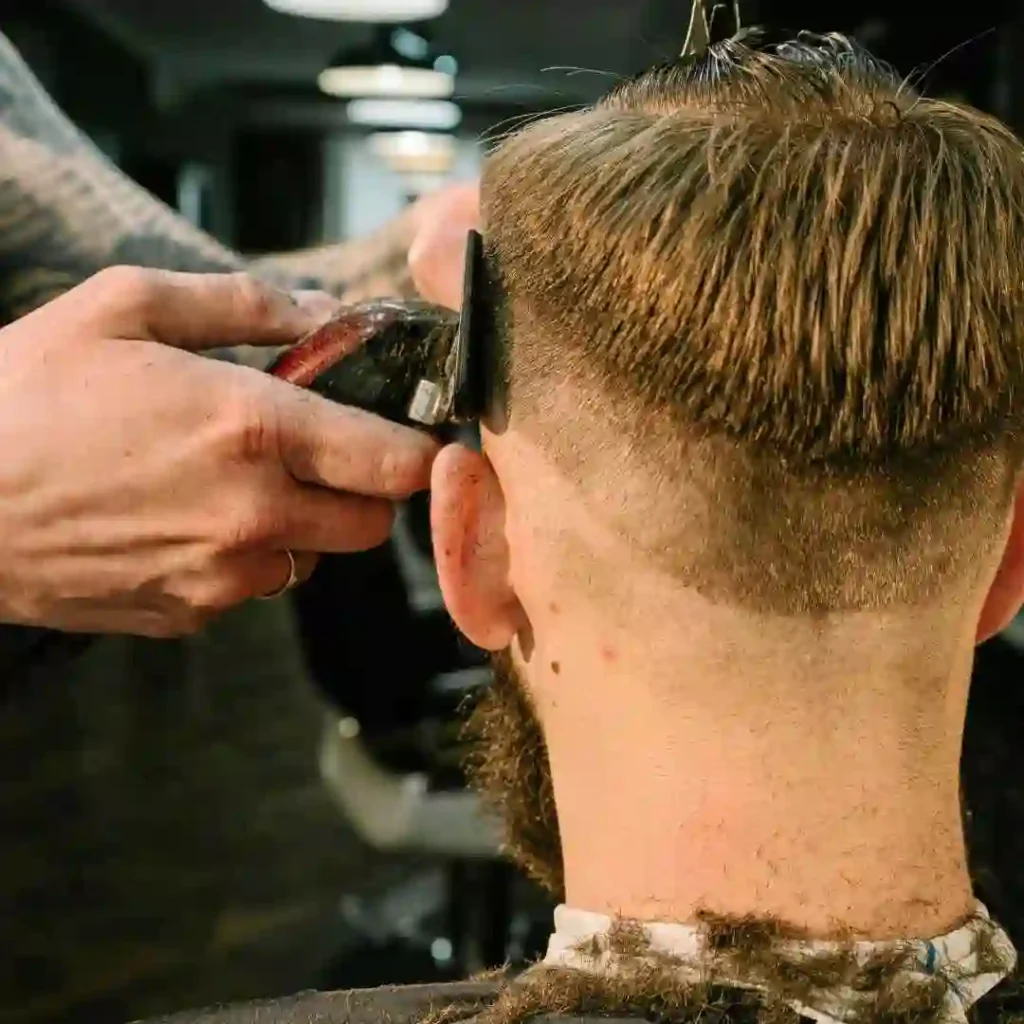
[481,32,1024,616]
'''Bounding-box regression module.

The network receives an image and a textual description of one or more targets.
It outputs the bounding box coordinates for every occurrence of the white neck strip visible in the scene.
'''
[543,902,1016,1024]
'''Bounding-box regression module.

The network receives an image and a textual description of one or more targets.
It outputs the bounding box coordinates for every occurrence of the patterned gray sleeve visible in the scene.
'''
[0,28,420,326]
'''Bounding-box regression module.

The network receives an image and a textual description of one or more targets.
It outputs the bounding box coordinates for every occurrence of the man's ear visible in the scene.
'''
[977,481,1024,644]
[431,443,528,651]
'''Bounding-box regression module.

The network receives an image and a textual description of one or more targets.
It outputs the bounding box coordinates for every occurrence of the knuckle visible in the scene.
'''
[192,583,238,618]
[149,605,205,638]
[217,496,281,552]
[214,514,258,554]
[89,264,156,309]
[228,272,284,325]
[149,571,240,637]
[221,384,277,463]
[376,436,434,495]
[169,584,232,633]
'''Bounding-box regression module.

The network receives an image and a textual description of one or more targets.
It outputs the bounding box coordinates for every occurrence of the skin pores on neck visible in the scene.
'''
[438,428,1018,943]
[521,586,980,940]
[489,433,993,940]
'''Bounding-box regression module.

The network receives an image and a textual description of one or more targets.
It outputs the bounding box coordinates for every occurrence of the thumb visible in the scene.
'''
[72,267,325,350]
[408,182,480,310]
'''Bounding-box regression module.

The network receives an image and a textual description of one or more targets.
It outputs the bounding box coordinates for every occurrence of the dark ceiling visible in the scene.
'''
[54,0,1016,132]
[64,0,678,109]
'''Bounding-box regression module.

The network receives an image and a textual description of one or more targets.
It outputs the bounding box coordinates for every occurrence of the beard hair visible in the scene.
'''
[445,659,1003,1024]
[461,648,564,898]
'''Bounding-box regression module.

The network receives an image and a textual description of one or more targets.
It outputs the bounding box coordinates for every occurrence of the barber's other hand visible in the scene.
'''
[408,181,481,310]
[0,268,438,637]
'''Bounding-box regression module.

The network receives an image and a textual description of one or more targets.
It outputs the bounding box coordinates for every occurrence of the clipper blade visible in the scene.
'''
[268,299,459,427]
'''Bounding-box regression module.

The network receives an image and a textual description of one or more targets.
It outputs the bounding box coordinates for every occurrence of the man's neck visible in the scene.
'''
[530,614,979,940]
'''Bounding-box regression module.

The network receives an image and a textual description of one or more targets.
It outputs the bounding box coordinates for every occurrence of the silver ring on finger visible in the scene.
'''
[257,549,299,601]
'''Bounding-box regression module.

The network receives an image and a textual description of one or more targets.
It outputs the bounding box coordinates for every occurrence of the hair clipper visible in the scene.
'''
[267,231,504,432]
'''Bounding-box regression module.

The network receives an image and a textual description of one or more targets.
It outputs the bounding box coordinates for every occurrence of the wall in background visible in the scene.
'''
[323,133,482,242]
[0,0,245,245]
[232,129,325,254]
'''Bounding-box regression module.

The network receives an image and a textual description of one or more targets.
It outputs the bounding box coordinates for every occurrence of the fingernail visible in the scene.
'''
[292,289,343,325]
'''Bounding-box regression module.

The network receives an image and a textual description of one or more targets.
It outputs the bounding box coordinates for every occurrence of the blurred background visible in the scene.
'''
[0,0,1021,1022]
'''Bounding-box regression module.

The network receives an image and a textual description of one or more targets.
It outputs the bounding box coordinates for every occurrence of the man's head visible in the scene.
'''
[426,33,1024,932]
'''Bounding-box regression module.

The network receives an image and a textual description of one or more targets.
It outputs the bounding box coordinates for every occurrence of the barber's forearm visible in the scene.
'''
[0,31,418,325]
[0,28,246,317]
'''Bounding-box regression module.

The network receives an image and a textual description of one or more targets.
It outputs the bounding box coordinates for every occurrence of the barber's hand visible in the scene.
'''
[408,181,480,310]
[0,267,438,637]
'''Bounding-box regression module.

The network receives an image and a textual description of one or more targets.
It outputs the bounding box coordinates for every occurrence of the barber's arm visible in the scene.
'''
[0,264,436,678]
[0,30,419,327]
[0,268,437,651]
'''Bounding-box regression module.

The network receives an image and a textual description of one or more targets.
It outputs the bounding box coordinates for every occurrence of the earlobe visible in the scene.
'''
[977,481,1024,644]
[431,443,527,651]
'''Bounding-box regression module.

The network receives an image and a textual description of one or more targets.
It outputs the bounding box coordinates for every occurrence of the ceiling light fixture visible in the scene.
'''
[263,0,449,22]
[345,98,462,130]
[368,131,456,175]
[319,25,456,99]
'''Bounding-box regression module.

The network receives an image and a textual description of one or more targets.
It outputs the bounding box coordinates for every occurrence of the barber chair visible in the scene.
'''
[291,484,551,988]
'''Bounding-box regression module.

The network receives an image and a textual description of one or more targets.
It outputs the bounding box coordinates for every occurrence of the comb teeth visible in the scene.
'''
[708,2,742,44]
[682,1,743,56]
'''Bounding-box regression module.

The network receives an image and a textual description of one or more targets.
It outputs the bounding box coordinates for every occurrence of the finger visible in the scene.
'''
[248,550,319,600]
[227,290,341,371]
[271,484,397,554]
[37,606,177,639]
[292,289,343,324]
[272,387,440,500]
[408,182,480,310]
[74,267,326,350]
[411,180,481,234]
[164,551,321,622]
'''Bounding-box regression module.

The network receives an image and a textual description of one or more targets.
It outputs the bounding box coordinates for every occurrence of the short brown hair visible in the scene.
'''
[481,33,1024,615]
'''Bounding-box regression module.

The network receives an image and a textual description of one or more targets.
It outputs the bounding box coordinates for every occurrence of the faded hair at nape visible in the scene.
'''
[480,33,1024,616]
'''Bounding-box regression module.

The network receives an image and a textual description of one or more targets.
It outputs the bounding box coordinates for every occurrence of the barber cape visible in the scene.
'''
[144,904,1019,1024]
[542,902,1017,1024]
